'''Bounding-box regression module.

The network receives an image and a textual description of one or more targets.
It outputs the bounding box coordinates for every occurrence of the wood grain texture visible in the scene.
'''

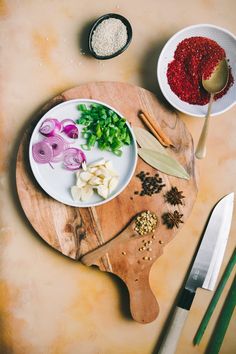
[16,82,198,323]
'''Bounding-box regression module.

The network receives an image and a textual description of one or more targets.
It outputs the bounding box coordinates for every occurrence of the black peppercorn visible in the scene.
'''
[135,171,165,197]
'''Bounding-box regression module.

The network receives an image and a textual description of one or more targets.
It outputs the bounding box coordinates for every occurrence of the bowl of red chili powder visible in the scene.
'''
[157,24,236,117]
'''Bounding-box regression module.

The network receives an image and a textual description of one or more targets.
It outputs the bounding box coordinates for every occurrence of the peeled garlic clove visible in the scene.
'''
[104,160,113,169]
[96,166,110,178]
[102,177,110,187]
[88,158,105,167]
[76,170,82,178]
[94,168,103,176]
[109,177,119,193]
[71,186,82,201]
[87,167,98,174]
[80,171,93,182]
[72,158,119,202]
[88,176,102,185]
[107,168,119,177]
[82,162,87,171]
[97,185,109,199]
[104,161,118,176]
[76,178,86,188]
[81,185,94,201]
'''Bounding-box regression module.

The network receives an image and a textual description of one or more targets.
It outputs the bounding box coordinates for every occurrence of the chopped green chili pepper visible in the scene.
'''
[76,103,132,156]
[78,104,87,111]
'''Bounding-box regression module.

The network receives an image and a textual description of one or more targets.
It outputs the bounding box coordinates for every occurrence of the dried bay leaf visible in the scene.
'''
[133,126,190,179]
[133,127,167,154]
[138,148,190,180]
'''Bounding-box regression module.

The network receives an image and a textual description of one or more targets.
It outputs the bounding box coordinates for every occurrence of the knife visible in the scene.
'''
[158,192,234,354]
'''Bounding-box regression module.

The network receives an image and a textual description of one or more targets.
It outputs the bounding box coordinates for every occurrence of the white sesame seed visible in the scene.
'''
[91,18,128,57]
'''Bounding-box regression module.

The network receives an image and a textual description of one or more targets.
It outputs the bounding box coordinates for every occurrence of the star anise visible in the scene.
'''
[164,187,185,206]
[162,210,184,229]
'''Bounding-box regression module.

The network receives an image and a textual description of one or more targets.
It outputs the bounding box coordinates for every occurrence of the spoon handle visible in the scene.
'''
[81,224,136,266]
[195,93,214,159]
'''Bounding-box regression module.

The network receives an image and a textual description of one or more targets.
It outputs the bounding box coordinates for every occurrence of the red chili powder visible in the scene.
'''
[167,36,234,105]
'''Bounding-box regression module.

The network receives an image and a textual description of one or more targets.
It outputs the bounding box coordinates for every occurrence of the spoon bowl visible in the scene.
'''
[202,59,229,94]
[195,59,229,159]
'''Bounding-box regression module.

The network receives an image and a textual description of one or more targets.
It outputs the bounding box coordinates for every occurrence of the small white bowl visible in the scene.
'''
[29,99,137,208]
[157,24,236,117]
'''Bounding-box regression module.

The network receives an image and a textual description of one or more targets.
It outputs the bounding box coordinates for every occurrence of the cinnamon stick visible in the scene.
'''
[138,110,174,148]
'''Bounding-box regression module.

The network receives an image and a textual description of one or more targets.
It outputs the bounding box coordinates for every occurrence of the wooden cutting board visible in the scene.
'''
[16,82,198,323]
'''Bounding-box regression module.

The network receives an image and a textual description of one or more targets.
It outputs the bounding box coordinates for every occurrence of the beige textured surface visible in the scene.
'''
[0,0,235,353]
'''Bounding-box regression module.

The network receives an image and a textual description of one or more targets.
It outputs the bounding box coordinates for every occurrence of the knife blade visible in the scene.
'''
[158,192,234,354]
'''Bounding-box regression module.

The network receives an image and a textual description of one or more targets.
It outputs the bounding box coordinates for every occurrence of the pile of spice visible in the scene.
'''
[167,36,234,105]
[135,171,166,196]
[134,211,158,236]
[91,18,128,57]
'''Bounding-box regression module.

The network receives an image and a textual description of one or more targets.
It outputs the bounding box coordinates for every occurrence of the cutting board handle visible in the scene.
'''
[125,267,159,323]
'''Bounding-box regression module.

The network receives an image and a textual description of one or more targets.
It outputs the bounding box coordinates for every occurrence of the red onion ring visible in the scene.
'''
[63,148,86,170]
[61,119,75,127]
[32,141,53,164]
[63,124,79,139]
[51,152,65,163]
[39,118,62,136]
[43,135,66,157]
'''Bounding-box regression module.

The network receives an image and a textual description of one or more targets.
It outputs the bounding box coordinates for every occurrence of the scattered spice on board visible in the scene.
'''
[164,186,185,205]
[162,210,184,229]
[91,18,128,57]
[134,211,158,236]
[167,36,234,105]
[135,171,166,196]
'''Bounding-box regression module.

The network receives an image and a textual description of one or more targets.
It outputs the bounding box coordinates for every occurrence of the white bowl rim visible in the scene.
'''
[157,23,236,117]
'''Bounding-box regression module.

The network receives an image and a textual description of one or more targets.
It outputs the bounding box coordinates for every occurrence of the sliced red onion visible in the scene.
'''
[32,141,53,164]
[43,135,66,157]
[61,119,75,127]
[51,152,64,163]
[63,124,79,139]
[39,118,62,136]
[63,148,86,170]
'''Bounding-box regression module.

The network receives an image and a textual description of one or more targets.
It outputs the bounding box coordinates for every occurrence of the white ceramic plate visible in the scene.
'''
[157,24,236,117]
[29,99,137,207]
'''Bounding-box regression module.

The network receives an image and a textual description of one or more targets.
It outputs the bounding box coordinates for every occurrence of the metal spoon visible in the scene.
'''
[195,59,229,159]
